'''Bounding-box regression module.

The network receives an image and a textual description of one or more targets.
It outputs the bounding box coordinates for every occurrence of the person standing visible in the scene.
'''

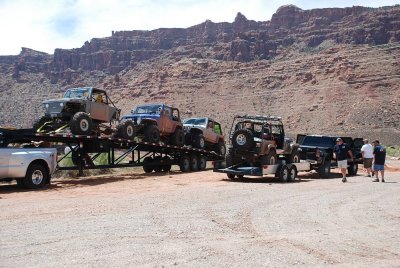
[361,139,374,177]
[372,140,386,182]
[334,138,354,183]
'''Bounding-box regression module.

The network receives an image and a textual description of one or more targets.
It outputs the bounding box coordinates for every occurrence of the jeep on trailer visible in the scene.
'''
[297,134,363,178]
[183,117,226,155]
[34,87,134,138]
[121,103,185,146]
[226,115,299,167]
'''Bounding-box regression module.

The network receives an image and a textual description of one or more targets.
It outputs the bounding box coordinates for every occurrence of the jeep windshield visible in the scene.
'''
[63,88,90,99]
[300,136,334,148]
[183,118,206,126]
[133,104,162,114]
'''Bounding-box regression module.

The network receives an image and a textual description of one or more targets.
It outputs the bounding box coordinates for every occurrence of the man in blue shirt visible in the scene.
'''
[333,138,353,183]
[372,140,386,182]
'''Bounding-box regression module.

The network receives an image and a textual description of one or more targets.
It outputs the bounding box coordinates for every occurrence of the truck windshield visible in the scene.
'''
[133,105,162,114]
[183,118,206,126]
[301,136,334,147]
[63,88,90,99]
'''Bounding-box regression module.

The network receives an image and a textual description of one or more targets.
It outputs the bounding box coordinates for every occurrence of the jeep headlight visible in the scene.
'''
[60,103,64,107]
[45,104,49,109]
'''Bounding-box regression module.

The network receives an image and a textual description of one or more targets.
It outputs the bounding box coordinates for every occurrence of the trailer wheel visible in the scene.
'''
[279,165,290,183]
[198,155,207,170]
[143,157,154,173]
[288,164,298,182]
[347,163,358,176]
[193,133,205,149]
[70,112,93,135]
[171,128,185,147]
[153,156,163,172]
[179,155,190,172]
[227,173,236,179]
[24,163,48,189]
[189,155,199,171]
[144,125,160,143]
[162,156,172,172]
[318,161,331,178]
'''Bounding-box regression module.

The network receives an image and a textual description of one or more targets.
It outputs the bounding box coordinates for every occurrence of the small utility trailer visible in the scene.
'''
[213,159,312,182]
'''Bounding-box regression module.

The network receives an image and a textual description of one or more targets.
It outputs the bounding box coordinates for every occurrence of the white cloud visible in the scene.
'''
[0,0,398,55]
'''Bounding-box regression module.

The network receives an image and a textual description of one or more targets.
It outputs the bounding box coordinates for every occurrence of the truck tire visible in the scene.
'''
[144,125,160,143]
[193,133,205,149]
[318,161,331,178]
[171,128,185,147]
[227,173,236,180]
[278,165,290,183]
[232,129,254,151]
[24,163,48,189]
[33,116,51,133]
[215,140,226,156]
[179,155,190,172]
[189,155,199,171]
[70,112,93,135]
[143,157,154,173]
[288,164,298,182]
[116,120,135,140]
[347,163,358,176]
[198,155,207,170]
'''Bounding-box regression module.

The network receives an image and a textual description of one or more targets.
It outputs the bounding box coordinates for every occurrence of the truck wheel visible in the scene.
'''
[144,125,160,143]
[171,128,185,147]
[198,155,207,170]
[193,133,205,149]
[117,120,135,140]
[24,163,48,189]
[70,112,93,135]
[279,165,290,183]
[288,164,298,182]
[162,156,172,172]
[153,156,163,172]
[289,150,300,163]
[347,163,358,176]
[179,155,190,172]
[318,161,331,178]
[232,129,254,151]
[215,140,226,156]
[143,157,154,173]
[33,116,51,132]
[189,155,199,171]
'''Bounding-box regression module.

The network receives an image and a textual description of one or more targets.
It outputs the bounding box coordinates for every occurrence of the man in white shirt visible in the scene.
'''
[361,139,374,177]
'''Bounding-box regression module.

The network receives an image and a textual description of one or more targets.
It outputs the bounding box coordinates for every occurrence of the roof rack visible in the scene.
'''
[234,114,283,121]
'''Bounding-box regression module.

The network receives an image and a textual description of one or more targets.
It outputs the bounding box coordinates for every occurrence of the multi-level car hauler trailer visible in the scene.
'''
[0,128,223,177]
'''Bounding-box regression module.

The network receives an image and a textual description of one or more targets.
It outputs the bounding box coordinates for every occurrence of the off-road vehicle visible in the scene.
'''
[297,134,363,178]
[121,103,184,146]
[33,87,134,138]
[183,117,226,155]
[226,115,299,167]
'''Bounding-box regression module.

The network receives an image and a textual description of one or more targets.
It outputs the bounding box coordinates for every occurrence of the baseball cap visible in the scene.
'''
[363,138,368,142]
[336,138,342,142]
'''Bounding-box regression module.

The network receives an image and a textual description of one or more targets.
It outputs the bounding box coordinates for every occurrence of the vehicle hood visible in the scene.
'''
[42,98,85,104]
[121,113,160,122]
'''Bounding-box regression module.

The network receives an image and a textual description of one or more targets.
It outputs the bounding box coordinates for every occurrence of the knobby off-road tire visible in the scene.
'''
[193,133,205,149]
[23,163,48,189]
[215,140,226,156]
[143,157,154,173]
[144,125,160,143]
[347,163,358,176]
[116,120,135,140]
[231,129,254,152]
[32,116,51,133]
[70,112,93,135]
[171,128,185,147]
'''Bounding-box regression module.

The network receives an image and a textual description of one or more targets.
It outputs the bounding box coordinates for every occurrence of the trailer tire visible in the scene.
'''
[143,157,154,173]
[24,163,48,189]
[198,155,207,170]
[279,165,290,183]
[179,155,190,172]
[227,173,236,180]
[162,156,172,172]
[153,156,163,172]
[347,163,358,176]
[190,155,199,171]
[144,125,160,143]
[318,161,331,178]
[70,112,93,135]
[288,164,298,182]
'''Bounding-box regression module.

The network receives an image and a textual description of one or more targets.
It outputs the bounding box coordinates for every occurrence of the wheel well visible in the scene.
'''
[29,160,50,183]
[190,128,203,135]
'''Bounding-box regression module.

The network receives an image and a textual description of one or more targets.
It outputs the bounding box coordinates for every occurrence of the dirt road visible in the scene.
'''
[1,166,400,267]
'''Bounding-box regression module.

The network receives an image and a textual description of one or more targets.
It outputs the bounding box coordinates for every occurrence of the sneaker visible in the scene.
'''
[367,174,371,177]
[342,177,347,183]
[372,179,379,182]
[382,179,385,183]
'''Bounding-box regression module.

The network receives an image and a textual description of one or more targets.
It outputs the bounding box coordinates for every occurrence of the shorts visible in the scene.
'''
[373,164,384,171]
[337,159,348,169]
[363,158,373,168]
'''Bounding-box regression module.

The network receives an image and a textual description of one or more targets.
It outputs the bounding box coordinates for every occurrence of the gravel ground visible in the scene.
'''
[1,164,400,267]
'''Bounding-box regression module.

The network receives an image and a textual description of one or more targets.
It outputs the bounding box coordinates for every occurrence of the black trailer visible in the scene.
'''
[0,128,224,176]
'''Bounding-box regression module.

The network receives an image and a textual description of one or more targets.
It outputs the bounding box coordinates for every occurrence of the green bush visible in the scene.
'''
[386,145,400,157]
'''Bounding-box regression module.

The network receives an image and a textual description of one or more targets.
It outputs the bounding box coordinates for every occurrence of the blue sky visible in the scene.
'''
[0,0,398,55]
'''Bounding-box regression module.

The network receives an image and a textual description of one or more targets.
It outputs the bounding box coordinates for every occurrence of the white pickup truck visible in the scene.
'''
[0,146,57,189]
